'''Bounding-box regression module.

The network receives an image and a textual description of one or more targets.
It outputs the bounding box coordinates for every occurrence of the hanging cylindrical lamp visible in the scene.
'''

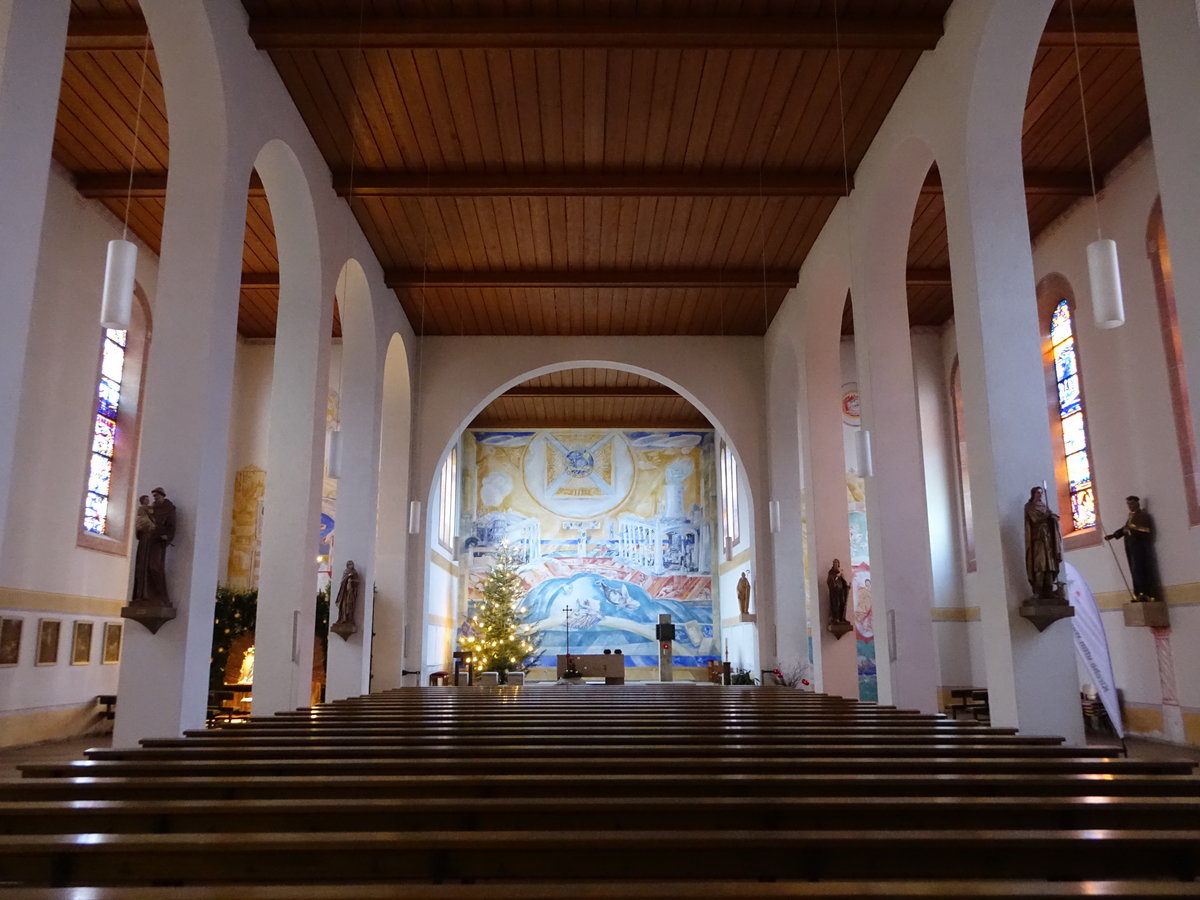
[100,239,138,331]
[1088,238,1124,329]
[856,428,874,478]
[325,429,343,480]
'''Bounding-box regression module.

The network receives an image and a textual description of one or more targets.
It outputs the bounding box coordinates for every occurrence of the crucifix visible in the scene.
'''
[561,604,579,679]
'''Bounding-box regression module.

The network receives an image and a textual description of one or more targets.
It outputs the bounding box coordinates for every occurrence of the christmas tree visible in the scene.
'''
[460,545,542,683]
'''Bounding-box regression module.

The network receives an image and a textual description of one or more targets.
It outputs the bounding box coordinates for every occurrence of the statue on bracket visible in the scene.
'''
[1106,495,1160,603]
[826,559,853,639]
[122,486,178,633]
[330,560,361,640]
[736,571,751,616]
[1023,486,1063,601]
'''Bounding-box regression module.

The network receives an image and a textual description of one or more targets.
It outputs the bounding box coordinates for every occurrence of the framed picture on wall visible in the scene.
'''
[71,621,93,665]
[36,619,61,666]
[0,617,21,666]
[102,622,122,664]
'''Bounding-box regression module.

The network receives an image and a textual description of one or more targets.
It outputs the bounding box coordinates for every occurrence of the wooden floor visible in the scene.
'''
[0,684,1197,898]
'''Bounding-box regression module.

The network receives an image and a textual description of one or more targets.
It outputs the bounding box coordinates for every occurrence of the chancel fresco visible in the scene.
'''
[460,429,719,670]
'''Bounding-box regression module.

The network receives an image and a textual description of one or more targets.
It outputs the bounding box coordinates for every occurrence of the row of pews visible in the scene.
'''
[0,683,1197,898]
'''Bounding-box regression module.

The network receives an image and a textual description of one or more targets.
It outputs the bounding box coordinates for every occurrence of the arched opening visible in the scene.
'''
[419,364,755,684]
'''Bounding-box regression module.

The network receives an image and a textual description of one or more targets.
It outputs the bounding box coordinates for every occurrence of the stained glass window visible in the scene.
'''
[1050,301,1095,530]
[83,329,126,535]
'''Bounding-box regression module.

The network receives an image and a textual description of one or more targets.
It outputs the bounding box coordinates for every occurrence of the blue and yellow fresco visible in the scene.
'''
[460,429,719,668]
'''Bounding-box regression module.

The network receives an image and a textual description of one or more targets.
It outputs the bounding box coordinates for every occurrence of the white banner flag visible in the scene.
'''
[1063,561,1124,738]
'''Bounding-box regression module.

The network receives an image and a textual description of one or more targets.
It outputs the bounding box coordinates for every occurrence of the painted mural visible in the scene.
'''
[460,429,719,669]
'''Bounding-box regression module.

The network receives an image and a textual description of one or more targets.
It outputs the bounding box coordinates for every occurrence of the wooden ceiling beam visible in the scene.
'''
[1040,15,1139,48]
[238,268,948,292]
[74,173,266,199]
[65,16,149,51]
[337,173,851,198]
[921,169,1093,197]
[906,268,952,287]
[77,170,1092,201]
[64,12,1136,53]
[503,386,680,399]
[248,16,943,51]
[385,269,797,289]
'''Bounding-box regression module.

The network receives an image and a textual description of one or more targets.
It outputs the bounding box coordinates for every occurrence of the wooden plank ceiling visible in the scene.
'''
[58,0,1147,429]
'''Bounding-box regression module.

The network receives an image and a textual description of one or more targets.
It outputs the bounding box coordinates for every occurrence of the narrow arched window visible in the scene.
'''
[78,291,151,553]
[719,440,740,554]
[437,446,458,553]
[1038,274,1098,547]
[1147,198,1200,525]
[1049,300,1096,531]
[82,327,128,536]
[949,357,976,572]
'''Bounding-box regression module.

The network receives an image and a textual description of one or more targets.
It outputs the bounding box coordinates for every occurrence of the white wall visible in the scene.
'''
[0,163,159,738]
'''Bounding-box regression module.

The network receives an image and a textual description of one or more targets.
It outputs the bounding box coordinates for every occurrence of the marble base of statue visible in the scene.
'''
[330,620,357,640]
[1122,599,1169,628]
[121,602,177,634]
[827,618,854,640]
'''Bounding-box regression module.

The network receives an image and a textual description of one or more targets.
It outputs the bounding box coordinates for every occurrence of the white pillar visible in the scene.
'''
[1136,0,1200,464]
[252,142,332,717]
[0,0,69,546]
[939,0,1083,744]
[113,3,247,745]
[850,202,939,714]
[765,331,810,677]
[370,334,414,689]
[325,265,383,701]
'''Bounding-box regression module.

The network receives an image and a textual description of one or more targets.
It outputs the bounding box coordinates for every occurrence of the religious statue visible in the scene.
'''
[132,487,175,607]
[1024,486,1063,600]
[827,559,850,623]
[1106,495,1160,602]
[330,560,361,640]
[737,571,751,615]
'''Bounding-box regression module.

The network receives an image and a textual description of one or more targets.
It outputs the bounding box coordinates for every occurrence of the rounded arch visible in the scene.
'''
[253,138,322,316]
[373,331,415,690]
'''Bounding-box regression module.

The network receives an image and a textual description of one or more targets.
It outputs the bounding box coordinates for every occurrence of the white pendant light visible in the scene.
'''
[856,428,874,478]
[100,239,138,330]
[325,429,343,480]
[1068,0,1125,330]
[101,31,151,330]
[1088,238,1124,329]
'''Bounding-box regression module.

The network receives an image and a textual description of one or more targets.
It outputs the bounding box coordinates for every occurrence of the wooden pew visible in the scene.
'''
[7,882,1200,900]
[1,828,1197,885]
[1,685,1196,892]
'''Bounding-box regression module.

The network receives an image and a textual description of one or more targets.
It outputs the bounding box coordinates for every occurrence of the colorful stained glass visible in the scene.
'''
[106,328,127,348]
[84,492,108,534]
[101,339,126,383]
[87,454,112,496]
[1061,412,1086,455]
[1066,450,1092,493]
[91,416,116,457]
[1057,373,1081,417]
[96,377,121,419]
[1050,300,1073,347]
[1054,337,1077,382]
[1072,487,1097,530]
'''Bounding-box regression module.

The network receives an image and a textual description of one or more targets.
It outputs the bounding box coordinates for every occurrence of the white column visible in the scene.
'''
[939,5,1082,743]
[325,271,383,701]
[849,218,939,714]
[802,302,858,700]
[0,0,69,546]
[252,144,332,717]
[112,5,247,745]
[1136,0,1200,462]
[765,334,809,677]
